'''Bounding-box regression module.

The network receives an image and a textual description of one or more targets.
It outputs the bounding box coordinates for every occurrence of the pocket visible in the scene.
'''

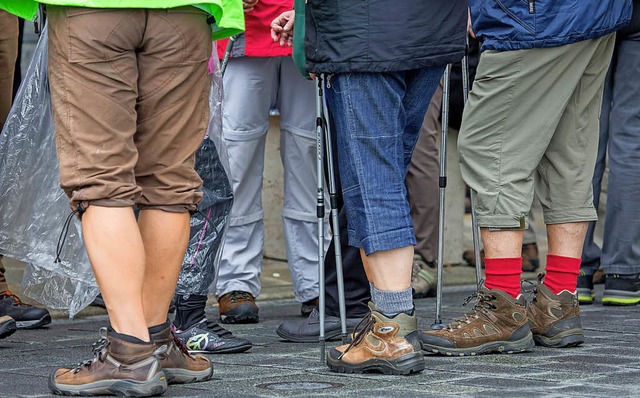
[495,0,535,35]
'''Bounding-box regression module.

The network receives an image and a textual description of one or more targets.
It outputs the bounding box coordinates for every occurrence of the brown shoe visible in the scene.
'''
[218,291,259,324]
[419,287,534,356]
[0,315,16,339]
[411,254,437,299]
[463,249,485,268]
[49,328,167,397]
[527,282,584,348]
[521,243,540,272]
[150,325,213,384]
[326,303,425,375]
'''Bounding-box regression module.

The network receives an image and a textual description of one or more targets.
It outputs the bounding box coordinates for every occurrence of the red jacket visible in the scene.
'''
[217,0,292,58]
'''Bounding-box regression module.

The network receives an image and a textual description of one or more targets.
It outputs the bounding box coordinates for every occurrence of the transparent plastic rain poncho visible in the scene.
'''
[0,29,232,317]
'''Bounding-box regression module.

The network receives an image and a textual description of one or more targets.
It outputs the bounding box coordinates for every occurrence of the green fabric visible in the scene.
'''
[292,0,309,79]
[0,0,244,40]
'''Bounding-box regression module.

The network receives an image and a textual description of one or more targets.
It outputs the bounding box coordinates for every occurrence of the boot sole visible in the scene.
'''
[533,330,584,348]
[327,352,425,375]
[163,365,213,384]
[220,313,259,324]
[602,290,640,306]
[16,313,52,329]
[276,327,342,343]
[421,333,535,356]
[48,371,168,397]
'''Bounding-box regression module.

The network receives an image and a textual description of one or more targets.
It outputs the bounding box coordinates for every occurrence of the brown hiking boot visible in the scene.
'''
[326,303,425,375]
[150,325,213,384]
[49,328,167,397]
[411,254,437,299]
[218,291,259,324]
[527,282,584,348]
[419,287,534,356]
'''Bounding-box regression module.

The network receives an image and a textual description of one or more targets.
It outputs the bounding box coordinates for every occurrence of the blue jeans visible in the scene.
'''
[325,68,444,255]
[582,33,640,275]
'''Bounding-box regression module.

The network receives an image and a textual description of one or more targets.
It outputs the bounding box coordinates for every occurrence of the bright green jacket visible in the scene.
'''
[0,0,243,40]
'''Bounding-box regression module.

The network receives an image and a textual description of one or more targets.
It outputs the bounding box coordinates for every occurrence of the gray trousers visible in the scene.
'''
[582,33,640,275]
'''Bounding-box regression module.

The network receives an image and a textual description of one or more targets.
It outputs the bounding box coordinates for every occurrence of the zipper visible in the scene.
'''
[528,0,535,14]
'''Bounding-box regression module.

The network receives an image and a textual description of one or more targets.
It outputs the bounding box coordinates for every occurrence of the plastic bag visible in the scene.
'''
[0,30,232,316]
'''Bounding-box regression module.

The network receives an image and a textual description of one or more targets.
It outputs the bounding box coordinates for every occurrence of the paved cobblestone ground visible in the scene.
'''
[1,284,638,397]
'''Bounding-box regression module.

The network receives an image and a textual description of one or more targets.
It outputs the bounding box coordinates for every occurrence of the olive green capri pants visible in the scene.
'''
[458,34,615,230]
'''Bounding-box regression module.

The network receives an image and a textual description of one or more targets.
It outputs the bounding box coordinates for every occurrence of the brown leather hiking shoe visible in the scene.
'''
[150,326,213,384]
[48,328,167,397]
[527,283,584,348]
[419,287,534,356]
[411,254,436,299]
[218,291,259,324]
[326,303,425,375]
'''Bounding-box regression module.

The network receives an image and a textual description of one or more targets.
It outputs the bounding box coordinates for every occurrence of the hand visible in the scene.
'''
[243,0,259,12]
[270,10,295,47]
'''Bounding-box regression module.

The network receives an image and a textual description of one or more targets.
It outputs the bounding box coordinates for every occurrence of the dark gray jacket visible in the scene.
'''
[304,0,467,74]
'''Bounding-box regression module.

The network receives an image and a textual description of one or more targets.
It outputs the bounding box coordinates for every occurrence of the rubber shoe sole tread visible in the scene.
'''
[326,351,425,375]
[48,371,168,397]
[421,333,535,356]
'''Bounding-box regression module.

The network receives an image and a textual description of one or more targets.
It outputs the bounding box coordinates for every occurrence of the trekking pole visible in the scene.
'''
[460,28,483,288]
[321,75,348,344]
[315,75,327,362]
[220,35,237,77]
[432,64,452,329]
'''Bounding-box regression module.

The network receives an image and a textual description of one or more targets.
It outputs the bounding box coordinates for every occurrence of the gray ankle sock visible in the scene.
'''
[369,282,376,303]
[372,286,414,318]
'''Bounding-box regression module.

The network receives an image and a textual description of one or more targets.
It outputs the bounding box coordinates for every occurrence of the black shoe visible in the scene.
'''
[602,274,640,306]
[276,308,364,343]
[0,316,17,339]
[173,319,252,354]
[0,291,51,329]
[577,269,595,305]
[301,298,318,316]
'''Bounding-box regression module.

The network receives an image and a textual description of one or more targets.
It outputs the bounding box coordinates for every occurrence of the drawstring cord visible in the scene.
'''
[55,205,84,264]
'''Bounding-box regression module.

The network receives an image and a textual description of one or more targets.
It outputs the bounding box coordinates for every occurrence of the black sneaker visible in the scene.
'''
[0,291,51,329]
[577,269,595,305]
[602,274,640,306]
[173,319,252,354]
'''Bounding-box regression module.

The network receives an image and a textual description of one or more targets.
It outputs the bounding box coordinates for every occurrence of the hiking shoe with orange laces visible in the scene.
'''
[419,287,534,356]
[326,303,424,375]
[218,291,259,324]
[49,328,167,397]
[0,290,51,329]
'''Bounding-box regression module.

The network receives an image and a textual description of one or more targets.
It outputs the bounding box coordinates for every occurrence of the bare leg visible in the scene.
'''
[361,246,413,291]
[81,206,149,341]
[139,209,191,327]
[481,229,524,258]
[546,222,588,258]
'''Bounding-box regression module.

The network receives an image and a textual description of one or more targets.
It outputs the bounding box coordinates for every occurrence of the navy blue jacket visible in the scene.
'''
[305,0,467,73]
[470,0,633,51]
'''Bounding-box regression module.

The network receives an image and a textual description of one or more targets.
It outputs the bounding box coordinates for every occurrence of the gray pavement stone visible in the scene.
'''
[1,287,639,397]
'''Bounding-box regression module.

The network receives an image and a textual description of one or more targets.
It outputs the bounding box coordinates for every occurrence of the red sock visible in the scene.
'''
[484,257,522,298]
[544,254,581,294]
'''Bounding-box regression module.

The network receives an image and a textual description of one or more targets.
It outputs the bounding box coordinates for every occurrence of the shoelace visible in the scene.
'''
[72,328,109,373]
[204,321,233,339]
[445,290,499,331]
[338,314,376,359]
[0,291,30,307]
[228,291,254,303]
[522,273,545,304]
